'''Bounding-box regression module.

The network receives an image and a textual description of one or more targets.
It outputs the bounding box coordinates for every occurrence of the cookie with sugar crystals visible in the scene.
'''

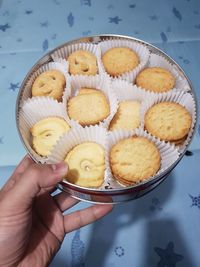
[145,102,192,142]
[110,136,161,185]
[64,142,105,188]
[102,47,139,77]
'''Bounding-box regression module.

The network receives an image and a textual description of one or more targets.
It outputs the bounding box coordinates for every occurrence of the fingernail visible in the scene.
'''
[52,162,68,174]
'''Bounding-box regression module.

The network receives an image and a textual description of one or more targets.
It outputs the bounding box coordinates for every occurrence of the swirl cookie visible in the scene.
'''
[110,136,161,185]
[31,117,70,156]
[68,50,98,75]
[32,70,66,101]
[64,142,105,188]
[102,47,139,77]
[109,100,141,131]
[136,67,175,93]
[145,102,192,142]
[67,88,110,126]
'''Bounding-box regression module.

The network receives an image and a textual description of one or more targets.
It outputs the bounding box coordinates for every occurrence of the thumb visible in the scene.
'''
[6,162,68,207]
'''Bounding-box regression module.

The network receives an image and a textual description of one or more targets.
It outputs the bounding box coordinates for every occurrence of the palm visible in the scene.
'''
[19,191,67,265]
[0,157,113,266]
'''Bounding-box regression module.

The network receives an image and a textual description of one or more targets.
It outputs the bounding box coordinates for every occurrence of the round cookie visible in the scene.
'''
[67,90,110,126]
[32,70,66,100]
[102,47,139,77]
[145,102,192,141]
[64,142,105,188]
[31,117,70,156]
[109,100,141,131]
[136,67,175,93]
[78,87,102,95]
[68,50,98,75]
[110,136,161,185]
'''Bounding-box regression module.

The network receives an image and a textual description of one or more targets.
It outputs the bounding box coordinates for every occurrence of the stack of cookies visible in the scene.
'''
[18,38,195,190]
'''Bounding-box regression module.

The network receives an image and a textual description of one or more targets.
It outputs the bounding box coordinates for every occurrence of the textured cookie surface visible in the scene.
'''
[102,47,139,77]
[110,137,161,184]
[78,87,101,95]
[136,67,175,93]
[145,102,192,141]
[64,142,105,188]
[109,100,141,131]
[68,90,110,125]
[68,50,98,75]
[32,70,66,100]
[31,117,70,156]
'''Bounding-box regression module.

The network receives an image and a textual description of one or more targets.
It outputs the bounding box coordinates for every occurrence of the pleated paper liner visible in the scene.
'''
[134,53,190,92]
[46,125,179,190]
[19,60,69,105]
[109,79,152,131]
[63,74,119,128]
[51,42,102,76]
[47,125,112,190]
[140,90,196,152]
[19,97,70,163]
[107,128,180,188]
[98,38,150,82]
[111,78,152,100]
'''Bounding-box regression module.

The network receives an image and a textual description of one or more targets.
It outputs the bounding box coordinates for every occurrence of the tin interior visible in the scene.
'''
[16,34,198,198]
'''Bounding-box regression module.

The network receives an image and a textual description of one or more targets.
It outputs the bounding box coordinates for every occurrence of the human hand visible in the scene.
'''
[0,156,113,267]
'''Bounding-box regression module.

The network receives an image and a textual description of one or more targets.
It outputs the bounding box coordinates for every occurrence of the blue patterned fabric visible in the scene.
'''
[0,0,200,266]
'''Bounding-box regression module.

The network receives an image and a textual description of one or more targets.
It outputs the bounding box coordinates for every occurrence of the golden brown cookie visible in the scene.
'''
[171,136,187,146]
[68,50,98,75]
[64,142,105,188]
[135,67,175,93]
[31,117,70,156]
[102,47,139,77]
[109,101,141,131]
[78,87,101,95]
[110,136,161,185]
[145,102,192,141]
[67,90,110,126]
[32,70,66,101]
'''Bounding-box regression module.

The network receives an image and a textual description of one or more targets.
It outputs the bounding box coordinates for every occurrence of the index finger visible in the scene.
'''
[64,204,113,233]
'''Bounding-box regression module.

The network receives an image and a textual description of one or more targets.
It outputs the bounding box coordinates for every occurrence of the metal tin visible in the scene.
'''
[16,34,198,204]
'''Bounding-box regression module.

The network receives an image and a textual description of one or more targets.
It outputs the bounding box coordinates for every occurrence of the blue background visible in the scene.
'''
[0,0,200,266]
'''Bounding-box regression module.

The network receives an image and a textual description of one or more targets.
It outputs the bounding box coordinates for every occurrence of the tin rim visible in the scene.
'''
[15,34,198,196]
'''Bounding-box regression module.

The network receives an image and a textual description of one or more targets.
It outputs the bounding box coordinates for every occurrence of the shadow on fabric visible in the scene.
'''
[141,218,195,267]
[85,171,176,267]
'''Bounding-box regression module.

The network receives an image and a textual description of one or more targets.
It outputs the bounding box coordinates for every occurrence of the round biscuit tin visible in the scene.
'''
[16,34,198,204]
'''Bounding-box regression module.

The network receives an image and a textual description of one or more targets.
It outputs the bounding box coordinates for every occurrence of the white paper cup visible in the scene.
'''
[19,60,69,104]
[109,79,150,131]
[107,128,180,187]
[47,125,110,189]
[141,90,196,151]
[19,97,70,163]
[135,53,190,92]
[99,38,150,82]
[51,42,101,76]
[64,74,118,128]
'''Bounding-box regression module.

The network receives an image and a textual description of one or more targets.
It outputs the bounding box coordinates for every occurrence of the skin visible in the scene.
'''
[0,156,113,267]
